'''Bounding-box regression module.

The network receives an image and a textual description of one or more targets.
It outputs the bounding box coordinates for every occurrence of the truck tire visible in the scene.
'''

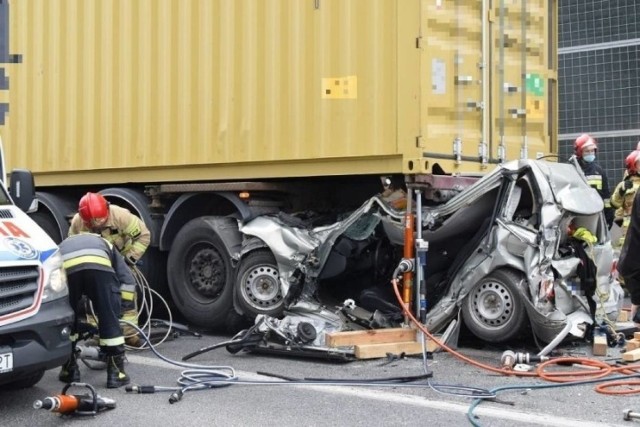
[137,247,173,318]
[29,211,63,244]
[4,370,45,389]
[236,250,284,318]
[167,218,237,329]
[461,269,528,343]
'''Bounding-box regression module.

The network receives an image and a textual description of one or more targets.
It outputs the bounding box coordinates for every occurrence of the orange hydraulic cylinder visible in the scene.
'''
[402,212,415,313]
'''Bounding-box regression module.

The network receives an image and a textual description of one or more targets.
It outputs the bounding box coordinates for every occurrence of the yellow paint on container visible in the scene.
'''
[0,0,556,186]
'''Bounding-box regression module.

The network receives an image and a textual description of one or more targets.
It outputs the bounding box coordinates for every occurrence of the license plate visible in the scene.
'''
[0,351,13,373]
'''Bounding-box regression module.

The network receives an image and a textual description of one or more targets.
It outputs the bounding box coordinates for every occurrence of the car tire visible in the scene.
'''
[235,250,284,318]
[461,269,528,343]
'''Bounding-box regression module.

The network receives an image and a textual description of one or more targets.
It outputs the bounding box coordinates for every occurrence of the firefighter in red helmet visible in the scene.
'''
[611,150,640,248]
[573,133,614,227]
[77,192,110,229]
[69,192,151,347]
[618,171,640,329]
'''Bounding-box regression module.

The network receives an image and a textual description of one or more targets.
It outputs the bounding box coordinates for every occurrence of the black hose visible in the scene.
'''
[302,373,432,383]
[181,341,235,361]
[182,321,265,361]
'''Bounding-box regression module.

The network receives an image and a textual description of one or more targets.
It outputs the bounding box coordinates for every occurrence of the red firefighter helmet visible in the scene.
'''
[625,150,640,175]
[574,133,597,158]
[78,192,109,226]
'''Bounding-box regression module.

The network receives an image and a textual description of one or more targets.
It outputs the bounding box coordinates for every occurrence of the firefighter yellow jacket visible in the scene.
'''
[69,204,151,262]
[611,175,640,222]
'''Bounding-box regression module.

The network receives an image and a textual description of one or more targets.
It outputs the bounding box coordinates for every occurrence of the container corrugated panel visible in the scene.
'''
[419,0,556,172]
[0,0,556,186]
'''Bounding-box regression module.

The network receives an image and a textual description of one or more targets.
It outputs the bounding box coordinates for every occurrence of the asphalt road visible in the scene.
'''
[1,324,637,427]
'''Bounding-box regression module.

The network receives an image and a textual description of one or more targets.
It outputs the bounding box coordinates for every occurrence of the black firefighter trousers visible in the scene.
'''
[67,269,125,355]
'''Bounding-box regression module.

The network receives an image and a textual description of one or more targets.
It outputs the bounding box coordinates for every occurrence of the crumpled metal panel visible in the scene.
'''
[240,159,623,348]
[240,196,401,296]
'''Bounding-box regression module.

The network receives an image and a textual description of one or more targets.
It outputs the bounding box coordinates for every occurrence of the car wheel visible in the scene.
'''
[461,269,528,343]
[236,250,284,318]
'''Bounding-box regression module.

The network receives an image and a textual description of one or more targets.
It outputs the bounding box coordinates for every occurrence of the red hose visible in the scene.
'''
[391,277,640,393]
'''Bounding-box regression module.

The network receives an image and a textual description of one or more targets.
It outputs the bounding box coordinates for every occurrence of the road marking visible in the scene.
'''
[128,355,617,427]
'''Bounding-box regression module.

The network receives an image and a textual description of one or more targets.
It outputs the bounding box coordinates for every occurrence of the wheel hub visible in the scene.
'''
[472,281,512,326]
[188,247,224,298]
[241,265,282,311]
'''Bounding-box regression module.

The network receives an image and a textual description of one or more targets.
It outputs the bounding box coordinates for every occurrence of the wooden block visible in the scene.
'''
[426,339,441,353]
[354,340,440,359]
[622,348,640,362]
[325,328,417,347]
[617,309,630,322]
[592,335,608,356]
[634,332,640,341]
[626,339,640,351]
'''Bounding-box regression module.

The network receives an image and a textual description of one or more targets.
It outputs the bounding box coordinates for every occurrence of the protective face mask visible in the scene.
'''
[583,154,596,163]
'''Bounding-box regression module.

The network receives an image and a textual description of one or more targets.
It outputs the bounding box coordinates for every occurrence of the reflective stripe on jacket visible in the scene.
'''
[59,233,136,287]
[60,234,115,275]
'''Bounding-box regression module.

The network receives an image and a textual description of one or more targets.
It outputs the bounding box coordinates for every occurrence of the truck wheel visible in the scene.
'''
[30,212,63,244]
[461,269,528,343]
[137,247,173,318]
[4,370,45,389]
[236,250,284,318]
[167,218,236,329]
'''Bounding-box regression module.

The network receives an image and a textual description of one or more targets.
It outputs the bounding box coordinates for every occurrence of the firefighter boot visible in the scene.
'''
[58,351,80,383]
[123,317,144,348]
[106,354,130,388]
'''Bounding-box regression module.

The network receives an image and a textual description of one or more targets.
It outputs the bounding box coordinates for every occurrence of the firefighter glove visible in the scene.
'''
[620,180,633,196]
[572,227,597,244]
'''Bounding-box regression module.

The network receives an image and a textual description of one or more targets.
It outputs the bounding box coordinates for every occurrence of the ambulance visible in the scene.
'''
[0,138,73,388]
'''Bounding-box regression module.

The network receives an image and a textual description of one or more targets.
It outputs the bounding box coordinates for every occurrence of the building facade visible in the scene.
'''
[558,0,640,185]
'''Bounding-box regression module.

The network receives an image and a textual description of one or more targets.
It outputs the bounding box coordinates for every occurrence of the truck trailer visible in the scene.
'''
[0,0,558,331]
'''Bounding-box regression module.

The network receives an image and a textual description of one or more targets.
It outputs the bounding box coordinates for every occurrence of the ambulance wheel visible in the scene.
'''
[4,370,45,389]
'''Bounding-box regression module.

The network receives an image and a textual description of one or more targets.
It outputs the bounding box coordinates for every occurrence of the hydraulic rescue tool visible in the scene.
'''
[500,350,550,369]
[33,383,116,416]
[76,345,106,362]
[623,409,640,421]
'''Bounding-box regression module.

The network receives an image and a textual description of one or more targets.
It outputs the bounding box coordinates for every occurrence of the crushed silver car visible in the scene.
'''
[232,159,624,355]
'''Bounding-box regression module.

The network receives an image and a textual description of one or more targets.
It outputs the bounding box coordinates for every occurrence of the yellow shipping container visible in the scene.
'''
[0,0,558,330]
[1,0,556,186]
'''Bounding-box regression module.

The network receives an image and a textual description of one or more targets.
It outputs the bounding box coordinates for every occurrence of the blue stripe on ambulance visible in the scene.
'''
[39,248,57,263]
[0,248,55,263]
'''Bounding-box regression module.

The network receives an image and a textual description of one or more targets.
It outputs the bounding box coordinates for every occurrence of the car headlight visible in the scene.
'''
[42,251,68,301]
